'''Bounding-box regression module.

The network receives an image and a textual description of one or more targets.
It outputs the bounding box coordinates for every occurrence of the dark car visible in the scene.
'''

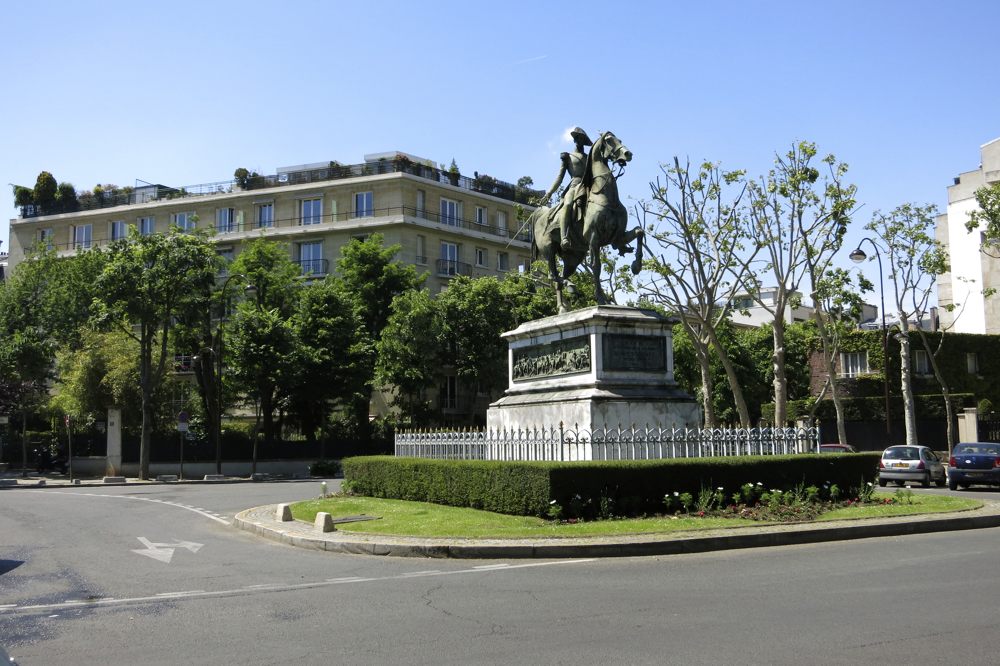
[820,444,857,454]
[948,442,1000,490]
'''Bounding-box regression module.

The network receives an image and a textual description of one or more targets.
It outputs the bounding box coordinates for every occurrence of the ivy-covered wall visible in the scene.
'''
[807,329,1000,408]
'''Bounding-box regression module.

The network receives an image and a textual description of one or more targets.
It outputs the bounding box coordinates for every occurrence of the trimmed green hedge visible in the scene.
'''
[343,453,881,518]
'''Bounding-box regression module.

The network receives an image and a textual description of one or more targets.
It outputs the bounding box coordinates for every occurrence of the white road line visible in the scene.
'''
[2,559,597,615]
[0,604,16,609]
[473,564,511,570]
[21,490,231,525]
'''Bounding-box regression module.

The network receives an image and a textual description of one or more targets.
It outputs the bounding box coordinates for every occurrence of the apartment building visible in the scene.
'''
[8,151,540,424]
[7,151,536,292]
[937,137,1000,334]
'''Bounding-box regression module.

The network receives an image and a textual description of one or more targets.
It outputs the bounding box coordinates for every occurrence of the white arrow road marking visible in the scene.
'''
[132,537,204,564]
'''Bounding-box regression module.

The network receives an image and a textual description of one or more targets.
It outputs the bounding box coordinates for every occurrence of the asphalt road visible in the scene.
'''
[3,482,1000,665]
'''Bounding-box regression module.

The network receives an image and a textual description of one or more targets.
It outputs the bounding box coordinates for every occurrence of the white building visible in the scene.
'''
[937,137,1000,334]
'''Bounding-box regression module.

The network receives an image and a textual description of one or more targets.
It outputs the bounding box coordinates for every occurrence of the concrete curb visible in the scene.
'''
[233,501,1000,560]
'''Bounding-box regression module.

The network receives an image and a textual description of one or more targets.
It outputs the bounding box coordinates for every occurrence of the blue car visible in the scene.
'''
[948,442,1000,490]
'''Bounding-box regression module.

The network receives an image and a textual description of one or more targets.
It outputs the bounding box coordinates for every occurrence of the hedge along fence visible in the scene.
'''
[343,453,882,518]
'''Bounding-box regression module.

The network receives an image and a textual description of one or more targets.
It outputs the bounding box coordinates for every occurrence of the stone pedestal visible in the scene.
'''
[487,305,700,432]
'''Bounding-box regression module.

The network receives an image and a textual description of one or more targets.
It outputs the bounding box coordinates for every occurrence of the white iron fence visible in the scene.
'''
[395,425,820,461]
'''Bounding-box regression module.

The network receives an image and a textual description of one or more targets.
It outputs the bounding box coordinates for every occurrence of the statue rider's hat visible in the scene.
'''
[569,127,593,146]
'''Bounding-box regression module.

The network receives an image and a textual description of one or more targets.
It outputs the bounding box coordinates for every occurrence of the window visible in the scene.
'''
[497,251,510,272]
[967,352,980,374]
[354,191,373,218]
[416,190,426,218]
[913,350,930,375]
[39,228,54,249]
[497,210,508,235]
[476,206,487,226]
[518,256,531,273]
[298,241,324,275]
[173,212,196,231]
[256,203,274,228]
[217,247,234,275]
[440,375,458,410]
[475,247,487,267]
[73,224,93,250]
[440,242,459,275]
[416,235,427,264]
[300,198,323,225]
[110,220,127,241]
[216,208,236,233]
[838,351,868,378]
[440,198,460,227]
[138,216,155,236]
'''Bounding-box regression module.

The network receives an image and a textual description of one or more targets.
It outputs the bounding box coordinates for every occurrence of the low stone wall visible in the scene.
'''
[69,457,316,478]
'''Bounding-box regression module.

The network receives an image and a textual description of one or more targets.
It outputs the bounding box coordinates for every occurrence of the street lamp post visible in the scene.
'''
[214,274,257,476]
[850,238,892,444]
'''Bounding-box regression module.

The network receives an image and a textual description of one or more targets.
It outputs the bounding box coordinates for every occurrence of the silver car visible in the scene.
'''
[878,445,946,488]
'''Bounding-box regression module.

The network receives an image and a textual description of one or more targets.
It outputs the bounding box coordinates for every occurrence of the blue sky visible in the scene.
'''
[3,0,999,290]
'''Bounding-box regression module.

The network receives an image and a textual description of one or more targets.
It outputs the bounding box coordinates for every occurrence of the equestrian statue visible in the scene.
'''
[526,127,645,313]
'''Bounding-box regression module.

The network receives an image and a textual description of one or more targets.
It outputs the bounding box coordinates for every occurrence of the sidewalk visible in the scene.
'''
[233,499,1000,560]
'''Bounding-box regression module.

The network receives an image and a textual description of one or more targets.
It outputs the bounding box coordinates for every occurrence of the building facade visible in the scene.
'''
[8,152,540,424]
[937,137,1000,334]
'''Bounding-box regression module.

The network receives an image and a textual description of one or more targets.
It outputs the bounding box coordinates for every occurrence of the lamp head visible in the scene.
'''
[849,248,867,264]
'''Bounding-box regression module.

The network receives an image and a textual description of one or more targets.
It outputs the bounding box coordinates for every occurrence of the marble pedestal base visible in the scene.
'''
[487,305,700,433]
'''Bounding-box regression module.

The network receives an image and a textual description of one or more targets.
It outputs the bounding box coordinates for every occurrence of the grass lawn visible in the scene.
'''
[289,492,983,540]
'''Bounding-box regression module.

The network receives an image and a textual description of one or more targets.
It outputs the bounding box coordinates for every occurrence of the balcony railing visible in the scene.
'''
[436,259,473,277]
[17,160,544,219]
[26,204,534,254]
[295,258,329,276]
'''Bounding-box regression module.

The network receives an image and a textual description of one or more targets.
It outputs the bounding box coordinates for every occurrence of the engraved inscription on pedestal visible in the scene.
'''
[602,334,666,372]
[512,336,591,382]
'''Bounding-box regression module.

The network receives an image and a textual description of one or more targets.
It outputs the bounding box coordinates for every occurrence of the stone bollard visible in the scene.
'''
[276,503,293,522]
[314,512,336,533]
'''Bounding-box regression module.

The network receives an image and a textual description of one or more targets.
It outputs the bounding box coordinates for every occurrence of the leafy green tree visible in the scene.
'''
[639,158,756,426]
[809,268,871,444]
[741,141,855,425]
[50,330,142,426]
[56,182,79,213]
[287,278,366,444]
[966,182,1000,251]
[865,203,951,448]
[227,304,299,461]
[92,228,219,479]
[375,289,443,424]
[226,239,302,450]
[33,171,58,211]
[337,234,424,442]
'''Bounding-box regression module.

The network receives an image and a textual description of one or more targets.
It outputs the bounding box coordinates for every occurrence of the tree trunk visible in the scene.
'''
[138,329,153,480]
[771,321,788,426]
[917,330,956,455]
[897,334,918,446]
[696,347,716,428]
[704,326,752,426]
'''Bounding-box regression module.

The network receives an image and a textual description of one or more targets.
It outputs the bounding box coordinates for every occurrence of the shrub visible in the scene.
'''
[343,453,880,518]
[310,459,342,477]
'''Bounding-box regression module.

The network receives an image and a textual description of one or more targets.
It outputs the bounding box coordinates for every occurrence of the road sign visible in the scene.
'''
[177,410,189,433]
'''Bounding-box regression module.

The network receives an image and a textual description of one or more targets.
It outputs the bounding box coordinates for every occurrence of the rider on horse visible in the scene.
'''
[542,127,593,254]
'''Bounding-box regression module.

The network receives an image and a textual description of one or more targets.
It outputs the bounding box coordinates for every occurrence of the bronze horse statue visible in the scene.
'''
[529,131,644,312]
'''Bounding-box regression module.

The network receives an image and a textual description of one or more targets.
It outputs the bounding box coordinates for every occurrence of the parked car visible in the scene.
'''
[820,444,857,454]
[878,445,946,488]
[947,442,1000,490]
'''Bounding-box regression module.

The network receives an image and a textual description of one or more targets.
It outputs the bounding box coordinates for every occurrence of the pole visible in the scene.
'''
[869,242,892,445]
[179,428,185,480]
[65,415,74,481]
